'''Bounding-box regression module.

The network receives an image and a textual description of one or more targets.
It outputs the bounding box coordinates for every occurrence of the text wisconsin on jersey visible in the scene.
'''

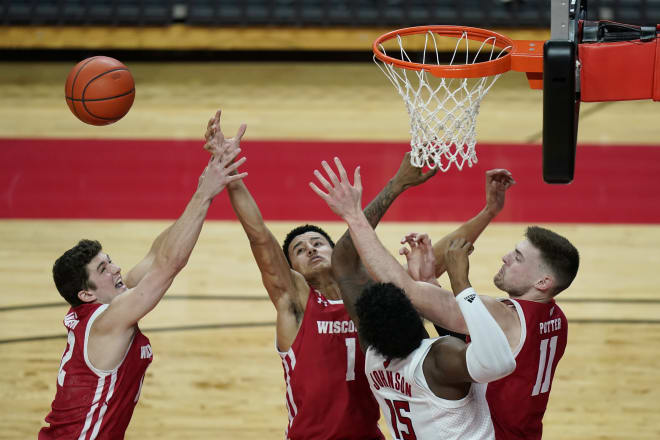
[316,320,357,334]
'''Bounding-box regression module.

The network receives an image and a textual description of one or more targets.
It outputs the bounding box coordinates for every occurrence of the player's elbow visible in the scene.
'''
[497,355,517,379]
[155,253,189,275]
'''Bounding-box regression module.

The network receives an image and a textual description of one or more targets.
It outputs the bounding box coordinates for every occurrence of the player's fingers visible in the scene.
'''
[321,160,340,185]
[399,246,410,256]
[205,118,215,139]
[313,169,332,190]
[422,167,438,181]
[227,171,248,182]
[334,157,349,182]
[225,156,246,172]
[235,123,247,140]
[309,182,329,199]
[354,166,362,191]
[220,147,242,166]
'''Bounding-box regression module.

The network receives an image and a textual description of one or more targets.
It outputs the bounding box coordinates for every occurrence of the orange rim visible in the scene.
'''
[373,25,515,78]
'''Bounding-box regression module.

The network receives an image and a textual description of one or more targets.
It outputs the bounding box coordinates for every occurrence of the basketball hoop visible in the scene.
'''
[373,25,542,171]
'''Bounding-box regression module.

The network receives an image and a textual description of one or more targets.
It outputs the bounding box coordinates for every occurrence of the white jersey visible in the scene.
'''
[365,338,494,440]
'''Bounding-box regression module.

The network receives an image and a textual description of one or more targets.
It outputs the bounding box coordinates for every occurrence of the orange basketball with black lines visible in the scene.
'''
[65,56,135,126]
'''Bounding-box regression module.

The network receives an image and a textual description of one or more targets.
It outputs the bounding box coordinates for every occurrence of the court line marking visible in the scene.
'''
[0,322,276,345]
[1,295,659,313]
[2,319,660,346]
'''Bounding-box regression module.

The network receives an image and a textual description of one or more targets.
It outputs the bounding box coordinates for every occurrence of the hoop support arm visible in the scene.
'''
[579,32,660,102]
[511,40,545,89]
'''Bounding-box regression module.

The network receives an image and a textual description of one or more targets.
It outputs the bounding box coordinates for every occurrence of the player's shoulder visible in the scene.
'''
[429,335,466,359]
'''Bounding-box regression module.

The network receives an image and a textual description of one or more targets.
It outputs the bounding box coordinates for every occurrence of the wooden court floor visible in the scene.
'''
[1,62,660,439]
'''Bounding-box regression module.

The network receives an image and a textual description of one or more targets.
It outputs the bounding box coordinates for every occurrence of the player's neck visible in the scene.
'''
[307,274,342,300]
[513,289,552,303]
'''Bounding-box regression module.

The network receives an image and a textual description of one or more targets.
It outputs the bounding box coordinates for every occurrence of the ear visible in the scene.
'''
[534,275,554,293]
[77,289,97,304]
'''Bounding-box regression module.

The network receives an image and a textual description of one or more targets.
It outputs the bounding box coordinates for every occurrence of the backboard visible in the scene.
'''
[543,0,587,184]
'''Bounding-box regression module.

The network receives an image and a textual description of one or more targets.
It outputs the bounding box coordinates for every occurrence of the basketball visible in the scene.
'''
[64,56,135,126]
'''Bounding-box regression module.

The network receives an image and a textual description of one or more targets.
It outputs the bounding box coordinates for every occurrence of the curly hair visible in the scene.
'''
[53,239,102,307]
[356,282,428,360]
[282,224,335,267]
[526,226,579,295]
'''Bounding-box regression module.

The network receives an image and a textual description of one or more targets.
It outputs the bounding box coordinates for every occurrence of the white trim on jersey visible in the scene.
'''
[89,371,118,440]
[497,298,527,358]
[83,304,136,377]
[279,348,298,428]
[326,299,343,305]
[77,376,105,440]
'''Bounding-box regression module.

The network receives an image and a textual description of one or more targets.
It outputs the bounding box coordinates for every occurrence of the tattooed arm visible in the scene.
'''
[329,153,436,329]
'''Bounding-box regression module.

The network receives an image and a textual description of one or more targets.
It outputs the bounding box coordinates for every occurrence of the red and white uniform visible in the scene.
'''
[486,298,568,440]
[278,288,383,440]
[365,338,495,440]
[39,303,153,440]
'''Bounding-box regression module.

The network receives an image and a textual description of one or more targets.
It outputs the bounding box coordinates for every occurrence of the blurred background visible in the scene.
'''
[1,1,660,439]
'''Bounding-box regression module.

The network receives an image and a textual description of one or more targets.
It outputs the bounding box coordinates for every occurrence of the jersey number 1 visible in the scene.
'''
[532,335,558,396]
[345,337,355,381]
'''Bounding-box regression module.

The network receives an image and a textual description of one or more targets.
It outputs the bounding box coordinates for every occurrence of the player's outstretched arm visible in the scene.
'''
[425,239,516,386]
[311,157,454,325]
[96,140,247,335]
[431,169,515,277]
[331,153,436,324]
[202,110,307,312]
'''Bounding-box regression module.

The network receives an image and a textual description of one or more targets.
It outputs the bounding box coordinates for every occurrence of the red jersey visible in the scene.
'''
[486,298,568,440]
[278,288,383,440]
[39,303,153,440]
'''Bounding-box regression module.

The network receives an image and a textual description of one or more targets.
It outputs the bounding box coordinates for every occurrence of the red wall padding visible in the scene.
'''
[1,138,659,223]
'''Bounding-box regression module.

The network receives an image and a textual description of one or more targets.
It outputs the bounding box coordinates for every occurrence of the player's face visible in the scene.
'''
[494,239,545,297]
[84,252,128,304]
[288,232,333,277]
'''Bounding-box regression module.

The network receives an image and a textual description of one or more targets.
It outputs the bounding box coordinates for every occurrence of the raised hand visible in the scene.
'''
[391,152,438,192]
[444,238,474,295]
[485,169,515,217]
[399,232,439,286]
[203,109,247,163]
[309,157,363,221]
[197,147,247,200]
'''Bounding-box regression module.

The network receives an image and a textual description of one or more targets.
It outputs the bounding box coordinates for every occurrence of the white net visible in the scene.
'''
[375,30,511,171]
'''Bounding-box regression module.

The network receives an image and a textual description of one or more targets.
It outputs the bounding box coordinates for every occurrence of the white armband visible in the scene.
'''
[456,287,516,383]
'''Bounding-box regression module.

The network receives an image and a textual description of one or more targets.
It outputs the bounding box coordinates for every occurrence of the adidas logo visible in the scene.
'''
[383,359,391,368]
[464,294,476,303]
[64,312,79,330]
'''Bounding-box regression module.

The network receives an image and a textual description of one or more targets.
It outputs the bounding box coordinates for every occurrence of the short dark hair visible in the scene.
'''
[356,282,428,359]
[53,239,102,307]
[526,226,579,295]
[282,224,335,266]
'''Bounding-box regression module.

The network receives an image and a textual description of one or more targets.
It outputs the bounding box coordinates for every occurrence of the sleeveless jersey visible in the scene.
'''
[39,303,153,440]
[278,288,383,440]
[365,338,495,440]
[485,298,568,440]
